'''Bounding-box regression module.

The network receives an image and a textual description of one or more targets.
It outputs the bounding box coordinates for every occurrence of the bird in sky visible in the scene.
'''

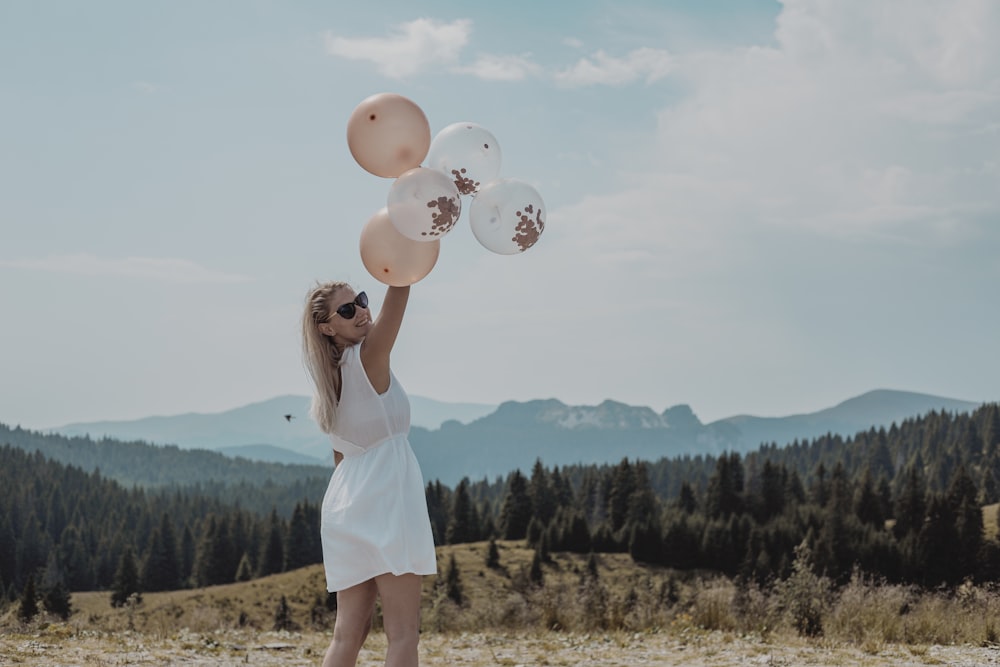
[284,414,294,422]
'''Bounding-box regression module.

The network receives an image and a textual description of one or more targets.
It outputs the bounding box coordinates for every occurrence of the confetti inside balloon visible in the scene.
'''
[387,167,462,242]
[469,179,546,255]
[425,122,502,196]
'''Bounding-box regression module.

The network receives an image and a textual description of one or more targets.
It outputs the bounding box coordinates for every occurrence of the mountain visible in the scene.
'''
[49,389,982,485]
[408,389,981,484]
[716,389,982,452]
[51,394,498,463]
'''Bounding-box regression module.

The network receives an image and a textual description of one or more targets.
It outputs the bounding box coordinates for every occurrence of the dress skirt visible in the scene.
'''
[320,434,437,592]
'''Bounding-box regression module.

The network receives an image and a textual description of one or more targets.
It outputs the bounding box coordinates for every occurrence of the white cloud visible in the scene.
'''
[453,54,541,81]
[612,0,1000,246]
[0,254,253,284]
[554,47,674,87]
[323,18,471,78]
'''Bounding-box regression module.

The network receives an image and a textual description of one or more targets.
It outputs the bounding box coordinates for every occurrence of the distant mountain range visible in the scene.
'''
[50,389,983,485]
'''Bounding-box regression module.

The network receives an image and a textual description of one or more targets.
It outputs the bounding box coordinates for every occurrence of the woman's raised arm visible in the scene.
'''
[360,285,410,394]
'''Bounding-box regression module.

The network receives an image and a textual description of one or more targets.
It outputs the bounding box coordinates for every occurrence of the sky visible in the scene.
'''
[2,0,999,431]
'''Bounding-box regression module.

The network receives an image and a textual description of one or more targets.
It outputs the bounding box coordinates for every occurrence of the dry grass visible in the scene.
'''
[985,503,999,542]
[3,541,1000,666]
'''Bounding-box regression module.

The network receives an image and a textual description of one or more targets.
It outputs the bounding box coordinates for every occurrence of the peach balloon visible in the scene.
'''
[359,208,440,286]
[347,93,431,178]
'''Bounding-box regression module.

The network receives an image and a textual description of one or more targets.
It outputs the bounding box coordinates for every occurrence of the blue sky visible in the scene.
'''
[2,0,998,430]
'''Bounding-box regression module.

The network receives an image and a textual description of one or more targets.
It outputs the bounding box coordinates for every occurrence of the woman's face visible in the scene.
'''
[318,287,372,344]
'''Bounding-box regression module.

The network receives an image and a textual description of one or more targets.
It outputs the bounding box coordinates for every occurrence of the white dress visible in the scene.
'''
[320,343,437,592]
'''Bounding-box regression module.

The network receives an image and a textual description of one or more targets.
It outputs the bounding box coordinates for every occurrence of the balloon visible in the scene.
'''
[387,167,462,242]
[346,93,431,178]
[425,122,502,195]
[359,208,440,286]
[469,179,546,255]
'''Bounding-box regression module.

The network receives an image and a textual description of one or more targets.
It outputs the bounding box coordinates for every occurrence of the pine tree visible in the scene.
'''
[854,469,884,527]
[498,470,532,540]
[193,516,230,587]
[285,503,313,571]
[446,478,476,544]
[606,459,636,531]
[677,481,698,514]
[705,454,744,519]
[17,574,39,622]
[893,466,926,540]
[529,548,544,586]
[916,493,959,586]
[273,595,298,632]
[110,547,141,608]
[258,511,286,577]
[41,550,72,620]
[529,459,557,525]
[141,514,181,592]
[445,553,464,605]
[947,466,983,578]
[485,537,501,569]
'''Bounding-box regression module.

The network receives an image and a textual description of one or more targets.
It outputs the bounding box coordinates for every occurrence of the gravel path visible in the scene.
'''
[2,629,999,666]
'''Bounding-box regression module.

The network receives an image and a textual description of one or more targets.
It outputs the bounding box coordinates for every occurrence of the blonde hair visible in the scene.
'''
[302,281,350,433]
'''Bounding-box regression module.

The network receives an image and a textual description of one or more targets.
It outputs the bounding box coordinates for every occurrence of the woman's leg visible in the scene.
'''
[374,573,423,667]
[323,579,378,667]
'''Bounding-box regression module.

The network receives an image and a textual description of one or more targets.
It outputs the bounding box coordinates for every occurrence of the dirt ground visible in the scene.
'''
[2,628,999,667]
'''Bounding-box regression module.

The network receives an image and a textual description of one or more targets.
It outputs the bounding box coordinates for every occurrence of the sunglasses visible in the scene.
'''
[332,291,368,320]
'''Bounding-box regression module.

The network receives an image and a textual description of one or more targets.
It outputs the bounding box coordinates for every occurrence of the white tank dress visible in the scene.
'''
[320,343,437,592]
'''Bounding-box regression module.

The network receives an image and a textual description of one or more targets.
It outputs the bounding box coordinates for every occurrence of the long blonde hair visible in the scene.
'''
[302,281,350,433]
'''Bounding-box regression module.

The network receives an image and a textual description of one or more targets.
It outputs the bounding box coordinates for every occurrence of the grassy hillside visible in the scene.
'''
[8,537,999,649]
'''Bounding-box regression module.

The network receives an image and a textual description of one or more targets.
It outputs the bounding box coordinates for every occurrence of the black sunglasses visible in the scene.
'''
[332,291,368,320]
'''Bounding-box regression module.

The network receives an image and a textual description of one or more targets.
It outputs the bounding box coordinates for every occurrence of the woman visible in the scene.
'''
[302,282,437,667]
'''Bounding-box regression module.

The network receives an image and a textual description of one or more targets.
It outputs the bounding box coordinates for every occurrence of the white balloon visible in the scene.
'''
[425,122,502,196]
[469,179,546,255]
[387,167,462,242]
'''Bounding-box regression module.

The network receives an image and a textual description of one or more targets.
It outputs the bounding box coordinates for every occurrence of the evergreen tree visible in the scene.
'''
[606,459,636,531]
[916,493,959,586]
[193,515,237,587]
[528,459,557,525]
[810,463,829,508]
[41,550,72,620]
[141,514,181,592]
[425,481,450,545]
[528,548,544,586]
[258,511,286,577]
[854,469,884,527]
[273,595,298,632]
[285,503,313,571]
[485,537,501,569]
[180,524,196,586]
[446,478,476,544]
[445,553,464,605]
[498,470,532,540]
[947,466,983,578]
[626,462,659,527]
[110,547,141,608]
[17,574,39,622]
[893,465,926,540]
[705,454,744,519]
[677,481,698,514]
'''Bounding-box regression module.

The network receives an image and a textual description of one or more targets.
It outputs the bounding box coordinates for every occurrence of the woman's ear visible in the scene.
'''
[319,322,335,337]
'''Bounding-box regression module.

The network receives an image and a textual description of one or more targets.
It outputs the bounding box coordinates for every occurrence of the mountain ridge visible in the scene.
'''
[47,389,983,484]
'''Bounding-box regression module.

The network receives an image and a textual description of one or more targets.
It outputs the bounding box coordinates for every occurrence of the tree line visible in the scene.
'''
[0,445,322,609]
[3,402,999,617]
